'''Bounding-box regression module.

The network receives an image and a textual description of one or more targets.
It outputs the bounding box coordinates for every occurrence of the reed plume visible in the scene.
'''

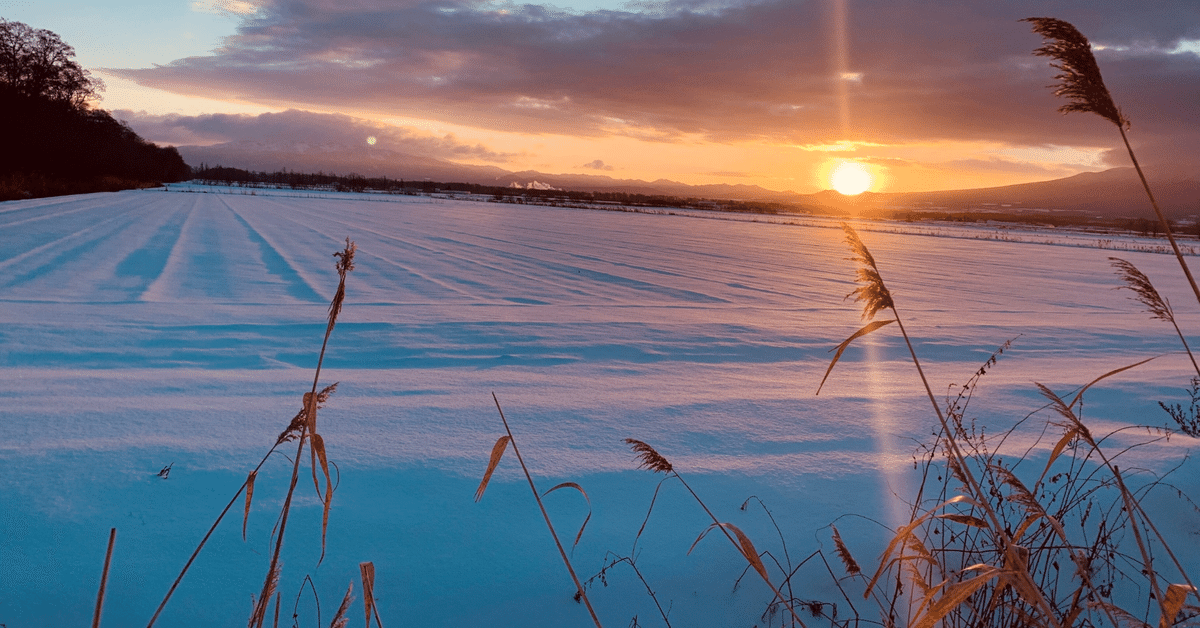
[1110,256,1200,376]
[1022,18,1126,129]
[147,239,356,628]
[1024,17,1200,308]
[843,226,894,320]
[625,438,673,474]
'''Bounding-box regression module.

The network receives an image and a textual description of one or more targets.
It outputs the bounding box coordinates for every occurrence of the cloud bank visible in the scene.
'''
[109,0,1199,173]
[118,108,517,163]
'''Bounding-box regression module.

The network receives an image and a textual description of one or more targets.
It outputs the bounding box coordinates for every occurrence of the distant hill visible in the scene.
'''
[176,141,802,201]
[797,168,1200,219]
[178,139,1199,219]
[177,141,510,184]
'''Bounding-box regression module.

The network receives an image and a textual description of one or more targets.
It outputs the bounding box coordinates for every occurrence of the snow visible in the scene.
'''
[2,185,1198,627]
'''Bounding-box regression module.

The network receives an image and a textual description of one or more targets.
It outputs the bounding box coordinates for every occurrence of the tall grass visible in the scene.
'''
[805,225,1199,628]
[145,238,368,628]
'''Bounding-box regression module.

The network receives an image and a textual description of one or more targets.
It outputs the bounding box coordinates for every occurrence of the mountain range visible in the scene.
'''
[177,141,1200,219]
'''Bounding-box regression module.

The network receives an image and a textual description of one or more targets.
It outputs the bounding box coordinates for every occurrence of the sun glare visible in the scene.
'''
[830,161,872,195]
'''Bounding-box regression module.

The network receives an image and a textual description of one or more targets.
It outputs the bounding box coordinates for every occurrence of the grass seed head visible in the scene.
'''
[1023,17,1129,130]
[329,582,353,628]
[327,240,356,331]
[831,525,861,576]
[842,224,894,320]
[1110,257,1172,321]
[625,438,674,474]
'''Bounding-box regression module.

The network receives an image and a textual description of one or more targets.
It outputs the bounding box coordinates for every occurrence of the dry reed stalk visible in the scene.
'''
[829,225,1066,627]
[625,438,809,628]
[479,393,603,628]
[330,582,353,628]
[92,527,116,628]
[253,239,355,628]
[1109,257,1200,377]
[148,239,355,628]
[146,446,284,628]
[1023,17,1200,309]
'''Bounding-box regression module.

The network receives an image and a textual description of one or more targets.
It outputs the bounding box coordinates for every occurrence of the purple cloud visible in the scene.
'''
[117,108,518,162]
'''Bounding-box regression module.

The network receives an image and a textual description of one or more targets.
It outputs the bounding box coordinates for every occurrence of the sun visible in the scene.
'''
[830,161,872,195]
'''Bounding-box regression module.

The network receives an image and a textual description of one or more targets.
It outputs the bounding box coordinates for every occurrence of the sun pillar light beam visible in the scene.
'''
[832,0,851,136]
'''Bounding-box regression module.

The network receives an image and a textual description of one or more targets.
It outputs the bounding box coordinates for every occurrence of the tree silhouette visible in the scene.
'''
[0,19,189,200]
[0,18,102,107]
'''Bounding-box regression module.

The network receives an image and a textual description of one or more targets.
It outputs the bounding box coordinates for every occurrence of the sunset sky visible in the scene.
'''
[6,0,1198,193]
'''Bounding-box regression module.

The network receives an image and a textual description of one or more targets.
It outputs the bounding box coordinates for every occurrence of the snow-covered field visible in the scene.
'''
[2,185,1198,627]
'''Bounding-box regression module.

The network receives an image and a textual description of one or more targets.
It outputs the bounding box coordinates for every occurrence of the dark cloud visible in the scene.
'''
[116,108,518,162]
[109,0,1199,168]
[581,159,614,170]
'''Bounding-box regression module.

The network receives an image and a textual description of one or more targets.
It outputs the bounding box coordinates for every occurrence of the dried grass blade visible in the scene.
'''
[914,568,1003,628]
[304,391,318,433]
[310,432,334,564]
[474,435,511,502]
[360,562,379,628]
[1068,355,1160,409]
[1011,514,1043,544]
[1002,544,1046,610]
[243,471,256,542]
[1036,427,1079,489]
[816,319,896,394]
[543,482,593,547]
[689,522,770,584]
[633,478,668,553]
[1160,584,1196,628]
[831,525,861,576]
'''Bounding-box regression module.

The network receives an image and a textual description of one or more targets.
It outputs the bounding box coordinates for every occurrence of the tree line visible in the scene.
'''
[1,19,190,201]
[191,164,796,214]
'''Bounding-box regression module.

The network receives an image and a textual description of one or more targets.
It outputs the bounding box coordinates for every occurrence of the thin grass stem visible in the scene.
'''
[1118,126,1200,309]
[674,473,808,628]
[492,393,603,628]
[92,527,116,628]
[146,445,282,628]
